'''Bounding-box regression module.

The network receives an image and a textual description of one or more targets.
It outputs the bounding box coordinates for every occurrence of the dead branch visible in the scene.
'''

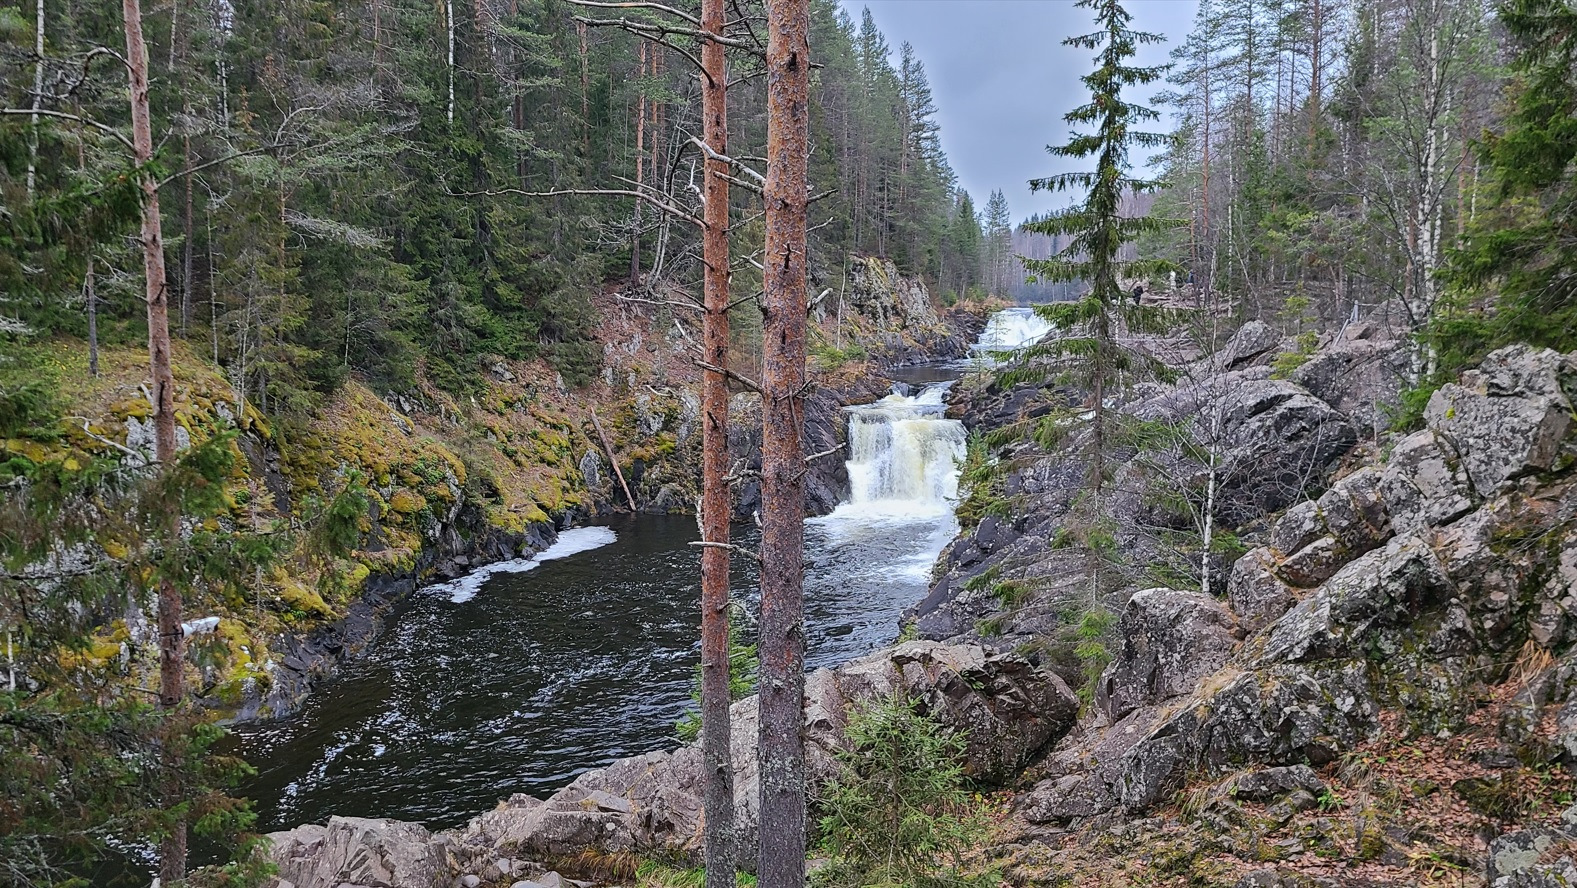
[803,443,844,465]
[452,186,702,227]
[0,108,133,151]
[566,0,700,26]
[694,358,762,393]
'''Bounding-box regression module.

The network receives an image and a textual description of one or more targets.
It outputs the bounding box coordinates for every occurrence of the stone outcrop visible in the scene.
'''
[1011,345,1577,837]
[267,641,1075,887]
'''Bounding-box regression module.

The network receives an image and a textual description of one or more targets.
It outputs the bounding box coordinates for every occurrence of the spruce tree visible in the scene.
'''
[1445,0,1577,355]
[1020,0,1179,492]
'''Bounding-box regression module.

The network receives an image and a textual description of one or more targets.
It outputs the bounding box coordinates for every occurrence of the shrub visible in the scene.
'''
[814,694,997,888]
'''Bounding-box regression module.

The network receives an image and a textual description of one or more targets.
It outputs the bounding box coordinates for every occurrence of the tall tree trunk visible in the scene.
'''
[758,0,810,884]
[123,0,185,881]
[446,0,456,124]
[632,41,647,283]
[698,4,735,885]
[26,0,43,201]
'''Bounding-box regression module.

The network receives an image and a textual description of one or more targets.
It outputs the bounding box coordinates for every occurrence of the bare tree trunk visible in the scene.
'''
[578,20,590,152]
[446,0,456,124]
[758,0,810,883]
[87,258,99,377]
[123,0,185,880]
[1310,0,1323,141]
[699,5,735,885]
[631,42,647,283]
[26,0,43,201]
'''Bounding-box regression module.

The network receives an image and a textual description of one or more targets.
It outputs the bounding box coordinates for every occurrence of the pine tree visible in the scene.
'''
[983,189,1013,297]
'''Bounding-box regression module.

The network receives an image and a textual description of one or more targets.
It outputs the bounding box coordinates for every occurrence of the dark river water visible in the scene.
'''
[236,503,959,832]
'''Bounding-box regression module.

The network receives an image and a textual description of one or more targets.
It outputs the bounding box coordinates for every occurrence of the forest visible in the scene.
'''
[4,0,1577,886]
[0,0,986,407]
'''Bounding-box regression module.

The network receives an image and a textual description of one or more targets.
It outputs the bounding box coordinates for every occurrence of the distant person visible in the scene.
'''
[1131,283,1144,303]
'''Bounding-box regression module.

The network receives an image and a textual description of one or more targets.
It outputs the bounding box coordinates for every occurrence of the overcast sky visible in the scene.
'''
[837,0,1199,223]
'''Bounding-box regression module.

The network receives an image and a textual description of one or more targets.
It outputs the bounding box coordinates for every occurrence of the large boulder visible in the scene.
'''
[1228,547,1297,633]
[1133,376,1357,527]
[1426,344,1576,498]
[1291,336,1405,437]
[1378,429,1476,533]
[269,816,450,888]
[1096,588,1241,722]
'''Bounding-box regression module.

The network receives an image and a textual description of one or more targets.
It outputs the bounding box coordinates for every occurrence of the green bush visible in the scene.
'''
[814,695,997,888]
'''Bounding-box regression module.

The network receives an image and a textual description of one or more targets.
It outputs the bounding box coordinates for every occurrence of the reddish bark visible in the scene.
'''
[757,0,810,884]
[698,2,735,884]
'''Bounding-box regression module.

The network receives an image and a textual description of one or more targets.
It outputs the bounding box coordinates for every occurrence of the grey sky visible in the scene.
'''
[838,0,1199,223]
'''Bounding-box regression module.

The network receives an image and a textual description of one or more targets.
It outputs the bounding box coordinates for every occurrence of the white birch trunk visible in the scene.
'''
[446,0,456,125]
[26,0,43,201]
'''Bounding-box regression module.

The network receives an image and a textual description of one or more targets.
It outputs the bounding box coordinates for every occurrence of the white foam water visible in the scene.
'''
[975,306,1054,352]
[435,526,619,603]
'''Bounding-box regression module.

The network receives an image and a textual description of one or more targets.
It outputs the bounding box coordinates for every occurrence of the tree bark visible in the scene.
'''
[123,0,185,878]
[632,42,647,283]
[758,0,810,884]
[698,5,735,886]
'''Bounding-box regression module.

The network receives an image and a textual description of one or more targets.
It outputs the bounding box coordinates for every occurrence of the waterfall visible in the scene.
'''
[973,306,1054,353]
[836,384,966,519]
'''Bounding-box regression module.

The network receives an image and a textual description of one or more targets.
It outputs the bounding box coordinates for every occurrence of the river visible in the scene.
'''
[234,379,970,833]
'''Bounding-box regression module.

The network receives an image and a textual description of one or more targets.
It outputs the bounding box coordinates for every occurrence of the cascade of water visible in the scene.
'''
[835,383,966,519]
[974,306,1054,353]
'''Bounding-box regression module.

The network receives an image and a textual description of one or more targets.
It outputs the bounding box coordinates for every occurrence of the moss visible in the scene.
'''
[388,488,426,515]
[279,579,337,621]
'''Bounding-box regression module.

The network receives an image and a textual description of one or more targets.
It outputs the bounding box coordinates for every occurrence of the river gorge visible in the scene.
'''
[230,325,1014,837]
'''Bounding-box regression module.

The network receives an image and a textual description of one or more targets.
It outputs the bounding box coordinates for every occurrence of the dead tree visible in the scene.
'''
[122,0,186,880]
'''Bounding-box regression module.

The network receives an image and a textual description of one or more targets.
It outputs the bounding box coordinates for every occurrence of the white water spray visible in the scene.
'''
[973,306,1054,354]
[829,384,966,520]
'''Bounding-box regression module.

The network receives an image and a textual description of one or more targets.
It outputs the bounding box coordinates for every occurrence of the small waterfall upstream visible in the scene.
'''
[972,305,1055,355]
[809,382,966,580]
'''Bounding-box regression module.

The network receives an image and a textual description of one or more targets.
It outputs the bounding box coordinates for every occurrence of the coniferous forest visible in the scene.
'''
[5,0,1577,886]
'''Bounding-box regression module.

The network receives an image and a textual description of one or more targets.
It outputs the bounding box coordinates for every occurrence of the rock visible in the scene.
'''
[1229,548,1297,633]
[1426,345,1575,497]
[418,641,1075,870]
[1291,337,1405,436]
[1116,660,1379,812]
[846,256,942,334]
[457,876,480,888]
[268,816,449,888]
[1270,501,1326,558]
[1379,430,1476,533]
[1232,765,1326,802]
[1259,535,1454,666]
[1315,467,1390,554]
[1215,320,1283,371]
[1276,536,1348,589]
[1489,828,1577,887]
[1096,588,1241,722]
[1134,376,1357,527]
